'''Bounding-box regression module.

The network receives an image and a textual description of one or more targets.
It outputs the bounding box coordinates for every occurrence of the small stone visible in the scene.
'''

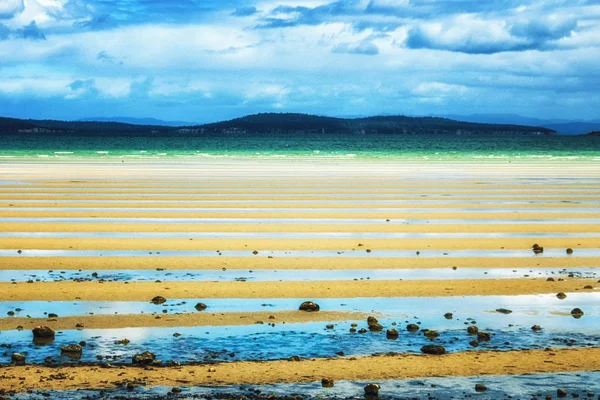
[566,248,573,254]
[321,378,335,388]
[60,344,83,354]
[557,388,567,398]
[475,384,487,392]
[171,388,182,394]
[11,352,26,365]
[546,277,555,282]
[477,332,491,342]
[150,296,167,304]
[325,324,334,329]
[48,313,58,318]
[364,383,380,395]
[495,308,512,314]
[288,355,301,361]
[444,312,453,319]
[556,292,567,300]
[467,326,479,335]
[208,367,216,372]
[421,345,446,355]
[194,302,207,311]
[406,323,419,332]
[531,325,542,332]
[386,329,399,339]
[32,326,55,338]
[298,301,320,312]
[571,308,584,318]
[132,351,156,365]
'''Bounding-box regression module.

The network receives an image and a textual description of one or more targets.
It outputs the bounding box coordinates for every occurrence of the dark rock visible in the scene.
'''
[477,332,491,342]
[288,355,301,361]
[444,312,453,319]
[47,313,58,318]
[557,388,567,398]
[469,340,479,348]
[115,338,130,345]
[386,329,399,339]
[11,353,25,365]
[364,383,380,395]
[583,285,593,289]
[326,324,334,329]
[367,316,379,326]
[423,329,440,339]
[532,244,544,254]
[546,277,555,281]
[368,323,383,332]
[566,248,573,255]
[194,302,207,311]
[531,325,542,331]
[571,308,584,318]
[321,378,335,388]
[406,324,419,332]
[60,344,82,355]
[150,296,166,305]
[299,301,320,312]
[171,388,182,394]
[421,345,446,355]
[32,326,55,338]
[467,326,479,335]
[132,351,156,365]
[556,292,567,300]
[495,308,512,314]
[475,384,487,392]
[358,328,367,334]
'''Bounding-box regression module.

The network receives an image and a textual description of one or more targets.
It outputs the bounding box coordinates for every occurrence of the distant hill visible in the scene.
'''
[441,114,600,135]
[585,131,600,136]
[192,113,555,135]
[0,113,556,136]
[79,117,195,127]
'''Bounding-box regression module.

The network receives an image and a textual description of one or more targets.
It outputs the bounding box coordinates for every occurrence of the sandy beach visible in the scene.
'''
[1,159,599,396]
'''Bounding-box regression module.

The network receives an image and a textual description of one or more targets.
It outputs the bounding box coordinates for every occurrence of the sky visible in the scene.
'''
[0,0,599,123]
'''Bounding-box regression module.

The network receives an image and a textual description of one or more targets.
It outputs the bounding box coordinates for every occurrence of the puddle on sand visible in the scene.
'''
[1,320,599,365]
[1,231,600,239]
[1,267,597,283]
[2,294,600,324]
[3,248,600,257]
[6,372,600,399]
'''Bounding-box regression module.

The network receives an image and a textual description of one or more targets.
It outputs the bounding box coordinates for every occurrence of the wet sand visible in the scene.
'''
[0,278,596,301]
[1,160,600,395]
[1,348,600,392]
[0,310,370,331]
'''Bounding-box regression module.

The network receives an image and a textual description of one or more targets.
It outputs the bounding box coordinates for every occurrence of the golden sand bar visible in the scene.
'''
[0,278,595,301]
[0,310,370,331]
[1,255,599,270]
[2,222,599,233]
[2,348,600,392]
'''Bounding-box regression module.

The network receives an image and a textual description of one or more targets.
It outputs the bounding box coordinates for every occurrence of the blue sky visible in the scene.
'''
[0,0,599,123]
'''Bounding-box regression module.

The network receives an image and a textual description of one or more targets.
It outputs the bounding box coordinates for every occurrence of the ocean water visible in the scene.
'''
[1,133,600,161]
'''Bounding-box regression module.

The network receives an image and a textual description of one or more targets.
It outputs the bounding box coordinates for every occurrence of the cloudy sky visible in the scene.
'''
[0,0,599,123]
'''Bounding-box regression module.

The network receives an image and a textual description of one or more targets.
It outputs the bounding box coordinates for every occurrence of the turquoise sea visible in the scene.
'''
[1,132,600,161]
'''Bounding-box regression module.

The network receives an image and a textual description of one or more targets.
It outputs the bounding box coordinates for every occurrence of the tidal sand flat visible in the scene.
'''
[1,157,600,399]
